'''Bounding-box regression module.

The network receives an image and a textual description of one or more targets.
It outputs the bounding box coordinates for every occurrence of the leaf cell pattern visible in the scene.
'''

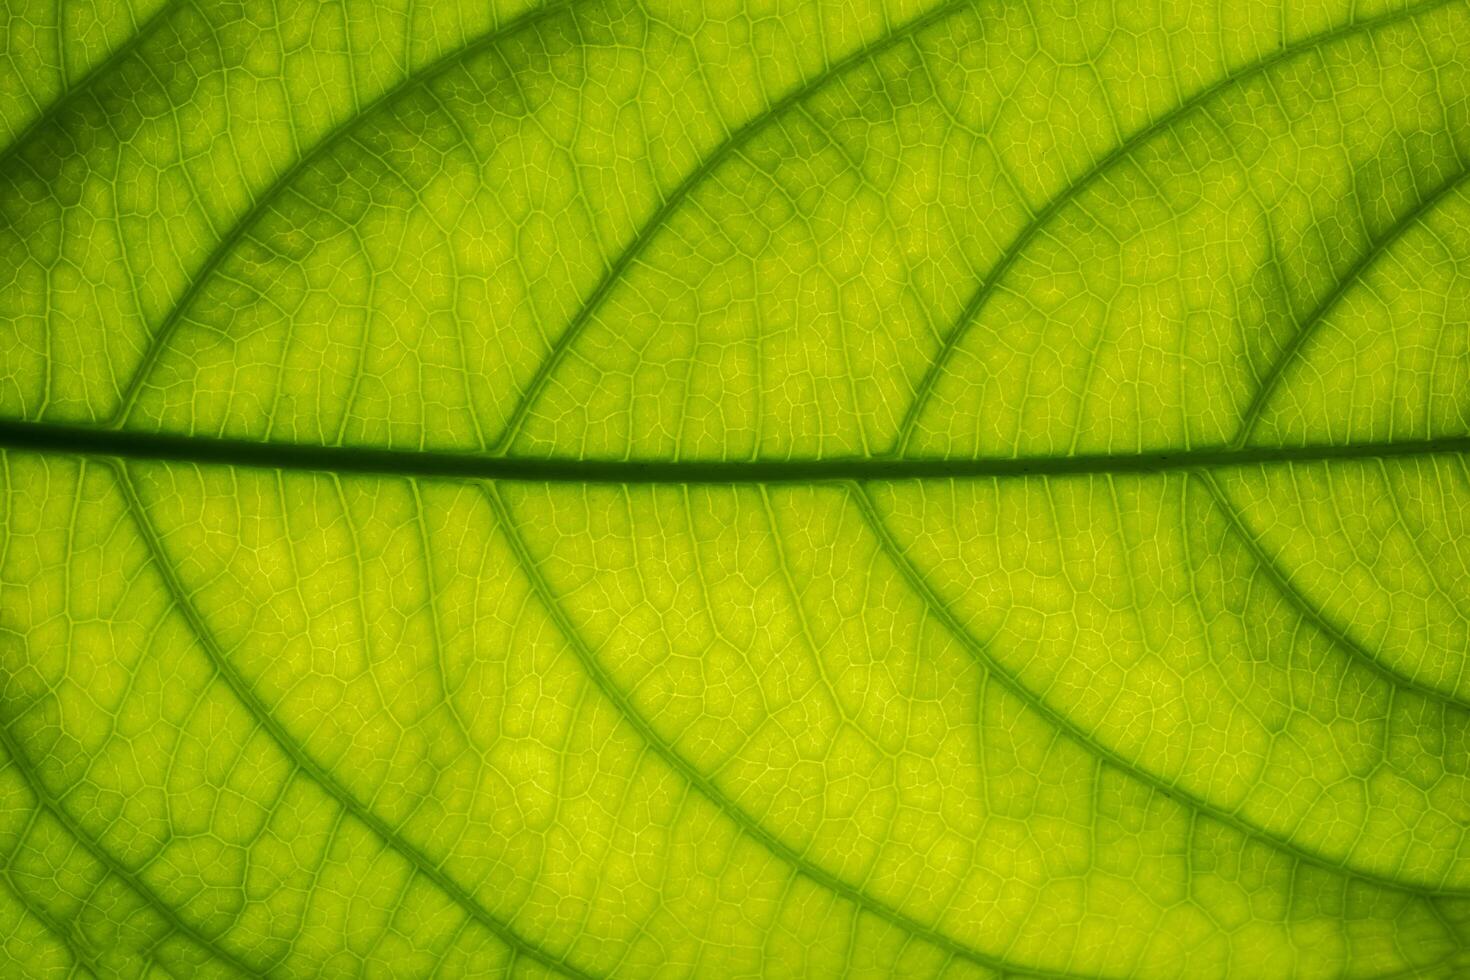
[1,0,1469,977]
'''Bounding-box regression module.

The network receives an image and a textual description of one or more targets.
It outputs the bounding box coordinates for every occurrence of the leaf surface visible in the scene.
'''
[1,0,1469,976]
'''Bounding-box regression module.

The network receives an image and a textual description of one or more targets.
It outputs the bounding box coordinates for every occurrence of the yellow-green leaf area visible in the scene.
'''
[1,0,1468,977]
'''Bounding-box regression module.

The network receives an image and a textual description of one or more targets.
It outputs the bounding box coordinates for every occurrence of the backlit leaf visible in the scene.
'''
[1,1,1468,976]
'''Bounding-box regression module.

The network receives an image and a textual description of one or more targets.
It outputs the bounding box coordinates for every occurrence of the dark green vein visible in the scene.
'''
[112,465,595,980]
[1231,166,1470,446]
[0,725,260,977]
[1198,471,1470,709]
[484,484,1088,980]
[107,0,577,425]
[893,0,1464,453]
[0,0,185,173]
[1,418,1466,482]
[0,856,105,977]
[489,0,983,451]
[848,485,1470,898]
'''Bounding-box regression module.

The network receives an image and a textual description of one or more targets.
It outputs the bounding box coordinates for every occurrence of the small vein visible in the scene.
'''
[112,462,596,980]
[483,482,1095,980]
[894,0,1464,453]
[1232,166,1470,446]
[1198,470,1470,709]
[0,725,260,977]
[106,0,578,426]
[490,0,984,451]
[847,483,1469,898]
[0,851,104,977]
[0,0,185,171]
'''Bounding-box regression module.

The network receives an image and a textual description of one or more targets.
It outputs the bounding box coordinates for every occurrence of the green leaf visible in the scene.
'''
[2,0,1469,976]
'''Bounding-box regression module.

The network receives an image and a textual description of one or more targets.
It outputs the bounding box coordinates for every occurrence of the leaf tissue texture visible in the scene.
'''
[1,0,1469,976]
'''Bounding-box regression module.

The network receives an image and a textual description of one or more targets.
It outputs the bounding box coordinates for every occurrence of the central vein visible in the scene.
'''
[2,419,1467,483]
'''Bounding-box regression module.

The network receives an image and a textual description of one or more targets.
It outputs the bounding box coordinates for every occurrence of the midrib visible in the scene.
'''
[2,418,1467,483]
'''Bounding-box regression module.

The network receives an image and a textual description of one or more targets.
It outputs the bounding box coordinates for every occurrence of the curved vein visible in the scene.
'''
[0,725,260,977]
[1198,471,1470,709]
[112,463,595,980]
[1231,168,1470,445]
[0,0,185,172]
[107,0,576,426]
[848,483,1469,898]
[483,482,1095,980]
[0,849,105,977]
[893,0,1463,453]
[489,0,982,451]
